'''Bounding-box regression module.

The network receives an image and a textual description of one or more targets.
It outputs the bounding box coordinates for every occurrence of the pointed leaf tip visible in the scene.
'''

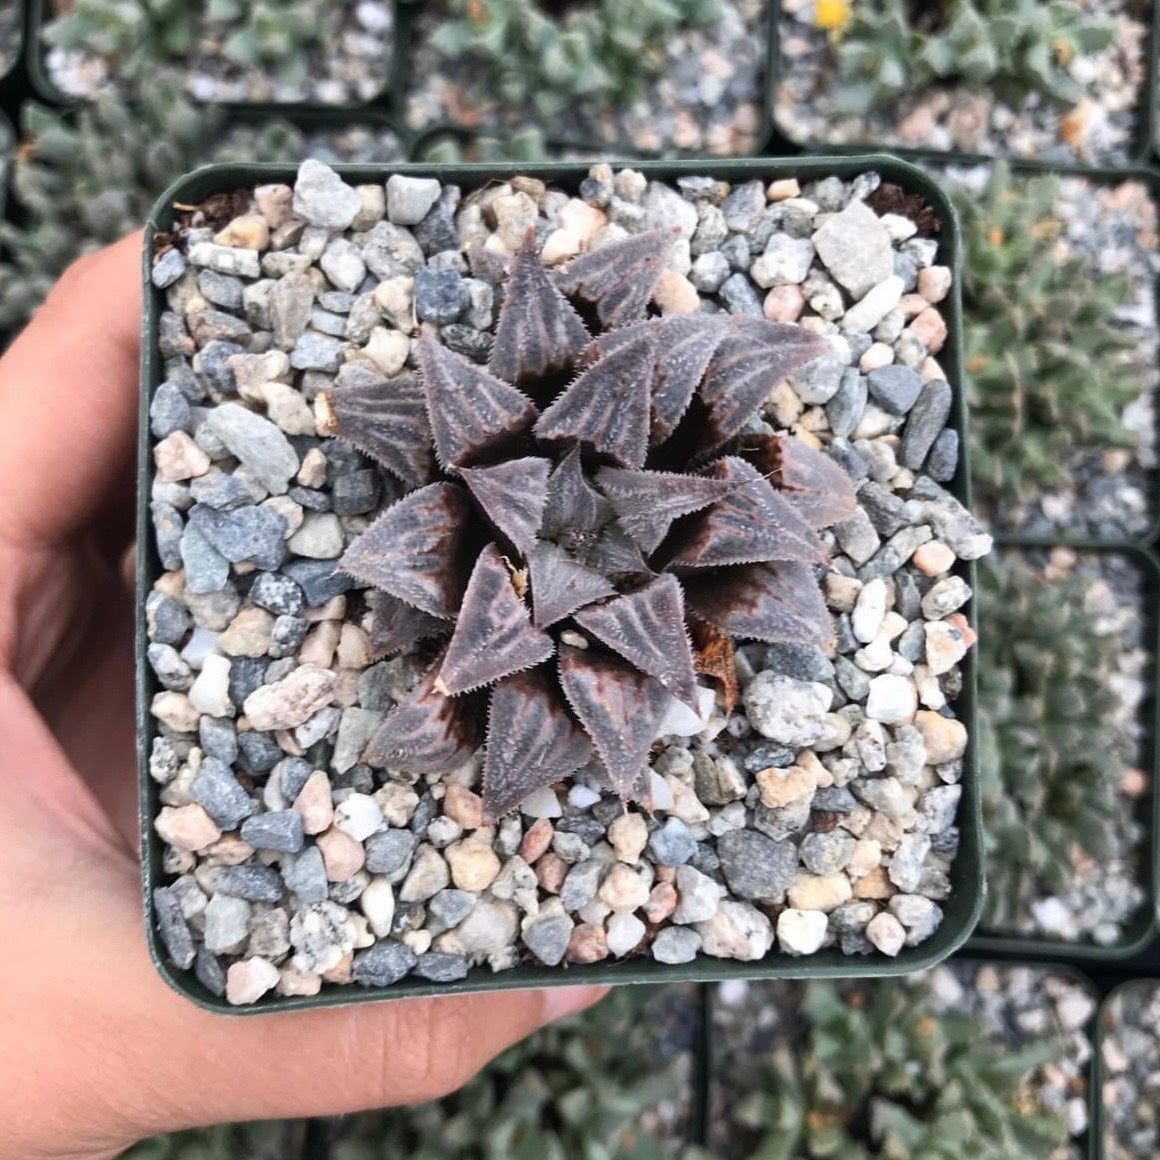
[559,647,670,803]
[363,660,483,774]
[366,589,450,658]
[763,433,858,528]
[666,456,828,570]
[417,330,539,469]
[556,228,676,327]
[459,457,551,553]
[573,574,700,712]
[684,560,834,647]
[533,328,655,468]
[696,319,830,455]
[340,482,471,619]
[482,670,594,821]
[595,465,733,554]
[527,540,616,628]
[489,229,591,385]
[325,372,436,491]
[437,543,555,695]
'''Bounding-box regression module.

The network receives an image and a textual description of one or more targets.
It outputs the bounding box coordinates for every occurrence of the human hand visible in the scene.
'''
[0,234,606,1160]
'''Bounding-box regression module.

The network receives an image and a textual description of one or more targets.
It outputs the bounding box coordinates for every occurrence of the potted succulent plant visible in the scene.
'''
[945,161,1160,542]
[771,0,1154,164]
[1098,978,1160,1160]
[970,545,1158,956]
[31,0,398,107]
[141,155,986,1010]
[402,0,770,156]
[707,963,1097,1159]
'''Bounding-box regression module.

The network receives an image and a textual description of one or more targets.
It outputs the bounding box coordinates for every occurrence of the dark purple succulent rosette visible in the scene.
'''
[325,227,857,824]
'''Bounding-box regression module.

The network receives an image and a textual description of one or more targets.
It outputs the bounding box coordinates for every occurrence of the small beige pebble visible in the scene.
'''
[866,911,906,956]
[293,769,334,835]
[151,690,201,733]
[446,838,502,891]
[218,607,275,657]
[263,495,303,537]
[897,293,929,319]
[859,342,894,372]
[908,307,948,353]
[644,882,678,923]
[372,277,414,332]
[226,956,280,1005]
[755,764,818,809]
[598,864,650,912]
[261,381,316,436]
[365,328,410,377]
[914,710,968,763]
[852,866,893,900]
[787,873,853,912]
[846,839,882,879]
[443,784,484,830]
[155,803,221,852]
[154,431,210,481]
[652,269,700,315]
[276,966,322,997]
[321,954,353,984]
[254,184,293,230]
[767,178,801,201]
[297,447,328,488]
[540,228,582,265]
[300,620,342,669]
[316,826,366,881]
[244,664,335,731]
[607,812,648,863]
[917,265,952,303]
[336,623,372,670]
[215,214,270,251]
[912,541,956,576]
[763,284,805,323]
[400,845,450,902]
[559,197,607,244]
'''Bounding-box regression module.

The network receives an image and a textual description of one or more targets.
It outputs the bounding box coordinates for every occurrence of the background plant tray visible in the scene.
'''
[139,154,983,1015]
[766,0,1160,166]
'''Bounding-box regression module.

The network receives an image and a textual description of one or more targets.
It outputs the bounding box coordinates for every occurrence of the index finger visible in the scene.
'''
[0,232,143,550]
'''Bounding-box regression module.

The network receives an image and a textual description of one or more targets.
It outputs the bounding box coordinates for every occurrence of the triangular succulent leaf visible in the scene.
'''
[595,465,733,554]
[459,457,552,553]
[527,540,617,628]
[365,589,450,658]
[555,228,675,327]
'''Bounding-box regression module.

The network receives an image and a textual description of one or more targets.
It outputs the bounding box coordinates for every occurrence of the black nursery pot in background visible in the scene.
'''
[138,155,984,1013]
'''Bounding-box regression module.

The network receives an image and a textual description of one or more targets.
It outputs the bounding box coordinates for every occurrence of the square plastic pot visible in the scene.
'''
[26,0,407,113]
[968,539,1160,962]
[138,154,985,1014]
[767,0,1160,166]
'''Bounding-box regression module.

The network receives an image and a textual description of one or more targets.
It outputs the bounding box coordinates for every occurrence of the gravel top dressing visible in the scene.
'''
[144,160,986,1006]
[403,0,768,156]
[774,0,1152,164]
[1101,980,1160,1160]
[44,0,394,105]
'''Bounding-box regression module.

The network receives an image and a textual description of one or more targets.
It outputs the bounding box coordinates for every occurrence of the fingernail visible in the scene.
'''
[542,984,608,1024]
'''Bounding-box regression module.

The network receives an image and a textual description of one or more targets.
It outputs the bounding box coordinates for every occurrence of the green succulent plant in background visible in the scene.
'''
[42,0,333,88]
[0,80,302,333]
[976,552,1137,933]
[949,163,1141,517]
[333,987,694,1160]
[429,0,724,118]
[833,0,1117,114]
[726,979,1069,1160]
[122,1120,305,1159]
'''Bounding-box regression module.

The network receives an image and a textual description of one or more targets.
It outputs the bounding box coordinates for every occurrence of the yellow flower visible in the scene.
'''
[814,0,851,33]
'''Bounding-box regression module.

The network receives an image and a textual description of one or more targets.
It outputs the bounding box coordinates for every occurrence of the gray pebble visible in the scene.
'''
[216,864,285,902]
[228,657,267,708]
[199,716,238,763]
[189,470,253,511]
[812,200,893,299]
[180,522,229,594]
[236,731,283,775]
[188,504,287,571]
[926,428,959,482]
[153,886,196,969]
[889,833,931,893]
[825,369,867,439]
[690,251,731,293]
[427,888,477,932]
[651,926,701,964]
[270,615,309,657]
[290,331,343,373]
[649,817,698,866]
[716,830,797,901]
[762,643,835,683]
[867,365,924,416]
[190,756,253,830]
[147,592,191,646]
[414,267,469,324]
[203,893,252,954]
[283,559,352,606]
[147,642,192,691]
[198,269,244,311]
[900,379,952,470]
[293,160,361,230]
[152,502,184,570]
[194,947,227,997]
[241,810,305,854]
[205,402,299,495]
[741,742,796,773]
[560,860,602,911]
[413,951,470,982]
[365,828,417,876]
[249,572,305,616]
[858,482,909,537]
[332,470,380,515]
[150,382,193,438]
[353,940,418,987]
[522,913,575,966]
[285,846,329,904]
[811,785,858,813]
[152,248,188,289]
[386,175,443,226]
[799,831,856,874]
[718,272,763,316]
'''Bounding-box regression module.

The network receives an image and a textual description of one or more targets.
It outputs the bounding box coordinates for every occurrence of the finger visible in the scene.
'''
[0,231,143,552]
